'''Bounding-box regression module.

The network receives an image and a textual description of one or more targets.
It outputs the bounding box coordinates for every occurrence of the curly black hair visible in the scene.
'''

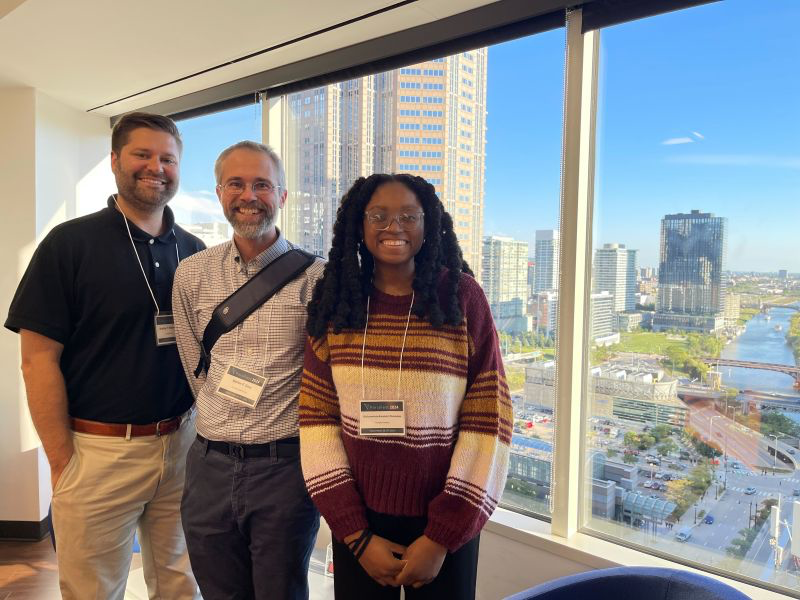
[306,173,473,338]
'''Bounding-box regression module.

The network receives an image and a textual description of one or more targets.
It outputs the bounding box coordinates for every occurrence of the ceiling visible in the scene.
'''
[0,0,501,117]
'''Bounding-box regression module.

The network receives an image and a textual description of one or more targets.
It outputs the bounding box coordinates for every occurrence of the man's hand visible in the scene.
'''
[20,329,73,493]
[395,535,447,588]
[49,451,74,491]
[343,530,407,586]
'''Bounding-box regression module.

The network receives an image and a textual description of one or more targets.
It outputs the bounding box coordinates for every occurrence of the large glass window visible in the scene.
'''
[584,0,800,593]
[172,102,262,246]
[279,29,565,518]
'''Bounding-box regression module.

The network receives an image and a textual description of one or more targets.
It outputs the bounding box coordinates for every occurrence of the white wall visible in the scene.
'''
[0,87,109,526]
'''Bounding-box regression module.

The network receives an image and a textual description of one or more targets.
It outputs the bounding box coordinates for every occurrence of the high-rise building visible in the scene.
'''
[531,290,618,345]
[281,51,488,273]
[527,260,536,297]
[723,292,740,329]
[653,210,728,333]
[593,243,638,313]
[183,222,230,247]
[534,230,559,293]
[482,235,529,321]
[779,269,789,279]
[531,290,558,337]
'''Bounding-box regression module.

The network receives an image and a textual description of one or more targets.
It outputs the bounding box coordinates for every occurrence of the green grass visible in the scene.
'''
[738,307,759,325]
[614,332,689,356]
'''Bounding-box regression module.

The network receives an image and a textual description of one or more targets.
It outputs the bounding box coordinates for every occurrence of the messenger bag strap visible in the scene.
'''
[194,248,316,377]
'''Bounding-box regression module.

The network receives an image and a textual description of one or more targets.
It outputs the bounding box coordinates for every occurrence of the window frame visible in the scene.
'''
[169,3,796,596]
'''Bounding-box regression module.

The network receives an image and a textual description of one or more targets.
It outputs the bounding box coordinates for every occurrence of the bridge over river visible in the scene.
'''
[700,357,800,388]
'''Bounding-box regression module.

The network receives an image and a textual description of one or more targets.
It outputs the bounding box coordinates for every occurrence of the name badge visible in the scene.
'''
[359,401,406,436]
[216,365,267,408]
[155,313,176,346]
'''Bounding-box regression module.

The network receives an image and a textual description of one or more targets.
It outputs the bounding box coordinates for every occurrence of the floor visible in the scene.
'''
[0,537,335,599]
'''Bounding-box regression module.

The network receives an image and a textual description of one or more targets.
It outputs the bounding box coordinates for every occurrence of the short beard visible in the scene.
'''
[225,206,278,240]
[115,174,177,213]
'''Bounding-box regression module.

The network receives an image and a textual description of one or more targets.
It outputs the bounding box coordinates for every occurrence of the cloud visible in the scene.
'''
[171,189,224,223]
[664,154,800,169]
[691,131,705,140]
[662,137,694,145]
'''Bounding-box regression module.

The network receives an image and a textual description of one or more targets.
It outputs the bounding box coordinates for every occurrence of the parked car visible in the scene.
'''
[703,514,715,525]
[675,528,692,542]
[643,481,653,489]
[792,489,800,497]
[661,473,671,481]
[744,487,757,495]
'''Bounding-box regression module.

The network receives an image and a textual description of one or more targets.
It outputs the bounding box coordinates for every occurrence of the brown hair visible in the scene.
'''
[111,112,182,155]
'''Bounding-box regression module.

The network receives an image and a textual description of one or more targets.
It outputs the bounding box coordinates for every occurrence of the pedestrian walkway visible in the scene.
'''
[726,485,775,498]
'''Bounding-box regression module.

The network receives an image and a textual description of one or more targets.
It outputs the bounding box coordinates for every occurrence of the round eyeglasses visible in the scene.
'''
[218,180,282,197]
[364,211,425,231]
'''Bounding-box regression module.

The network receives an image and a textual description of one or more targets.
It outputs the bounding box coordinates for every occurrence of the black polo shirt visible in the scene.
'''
[5,196,206,424]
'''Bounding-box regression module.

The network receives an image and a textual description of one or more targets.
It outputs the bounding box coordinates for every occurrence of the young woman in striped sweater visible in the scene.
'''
[300,173,512,599]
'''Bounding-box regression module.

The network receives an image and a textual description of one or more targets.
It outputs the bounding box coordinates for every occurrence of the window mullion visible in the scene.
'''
[551,8,599,539]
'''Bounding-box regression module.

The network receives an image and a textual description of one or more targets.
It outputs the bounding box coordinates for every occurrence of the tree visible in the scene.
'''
[657,439,678,457]
[622,453,637,465]
[666,479,693,514]
[651,424,673,442]
[607,448,618,458]
[689,465,713,495]
[637,434,657,450]
[624,431,640,449]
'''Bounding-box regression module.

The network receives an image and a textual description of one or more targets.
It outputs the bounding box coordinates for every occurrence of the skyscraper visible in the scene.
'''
[281,78,377,257]
[653,210,728,333]
[593,243,637,313]
[534,230,559,293]
[281,51,488,273]
[482,235,529,322]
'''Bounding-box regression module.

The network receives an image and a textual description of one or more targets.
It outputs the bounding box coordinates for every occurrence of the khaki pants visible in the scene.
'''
[51,412,200,600]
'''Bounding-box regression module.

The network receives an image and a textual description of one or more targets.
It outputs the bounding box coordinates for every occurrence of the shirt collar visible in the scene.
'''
[230,228,291,274]
[106,194,177,244]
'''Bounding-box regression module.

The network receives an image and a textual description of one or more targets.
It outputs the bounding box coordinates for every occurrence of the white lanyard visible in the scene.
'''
[115,197,179,315]
[360,291,414,401]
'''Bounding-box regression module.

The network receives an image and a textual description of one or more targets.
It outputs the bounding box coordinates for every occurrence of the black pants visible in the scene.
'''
[332,510,479,600]
[181,437,320,600]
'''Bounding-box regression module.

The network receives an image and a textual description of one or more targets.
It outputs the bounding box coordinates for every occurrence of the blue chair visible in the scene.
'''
[504,566,752,600]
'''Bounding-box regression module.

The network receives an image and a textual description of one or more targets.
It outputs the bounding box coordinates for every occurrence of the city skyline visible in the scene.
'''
[172,0,799,273]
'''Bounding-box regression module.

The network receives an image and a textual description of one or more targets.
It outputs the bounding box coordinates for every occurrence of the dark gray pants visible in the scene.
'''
[181,437,319,600]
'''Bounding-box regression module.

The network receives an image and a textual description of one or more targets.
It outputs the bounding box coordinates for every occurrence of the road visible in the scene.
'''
[688,402,785,470]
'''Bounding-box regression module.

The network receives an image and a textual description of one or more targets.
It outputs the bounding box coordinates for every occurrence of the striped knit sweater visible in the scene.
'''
[299,273,512,552]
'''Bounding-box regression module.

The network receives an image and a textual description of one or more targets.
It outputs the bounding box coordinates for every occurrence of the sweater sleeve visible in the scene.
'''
[299,334,369,541]
[424,278,512,551]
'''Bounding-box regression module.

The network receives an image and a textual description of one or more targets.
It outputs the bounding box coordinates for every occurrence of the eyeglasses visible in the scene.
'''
[364,210,425,231]
[218,180,283,196]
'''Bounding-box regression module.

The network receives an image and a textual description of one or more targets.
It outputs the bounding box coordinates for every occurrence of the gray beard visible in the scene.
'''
[228,212,278,240]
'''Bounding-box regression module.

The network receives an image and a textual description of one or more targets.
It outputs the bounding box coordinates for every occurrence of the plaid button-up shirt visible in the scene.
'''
[173,232,325,444]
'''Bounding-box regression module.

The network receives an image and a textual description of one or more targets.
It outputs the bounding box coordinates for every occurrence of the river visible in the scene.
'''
[718,305,799,398]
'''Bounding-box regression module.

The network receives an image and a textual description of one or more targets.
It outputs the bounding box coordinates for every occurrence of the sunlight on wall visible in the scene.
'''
[76,155,114,217]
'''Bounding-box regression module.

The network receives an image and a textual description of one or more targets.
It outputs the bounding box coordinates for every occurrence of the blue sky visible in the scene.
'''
[176,0,799,272]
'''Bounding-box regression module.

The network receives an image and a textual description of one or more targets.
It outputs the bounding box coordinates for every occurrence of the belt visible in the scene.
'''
[198,434,300,459]
[70,415,183,438]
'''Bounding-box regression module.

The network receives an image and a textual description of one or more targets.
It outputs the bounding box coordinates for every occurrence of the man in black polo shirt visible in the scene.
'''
[5,112,204,600]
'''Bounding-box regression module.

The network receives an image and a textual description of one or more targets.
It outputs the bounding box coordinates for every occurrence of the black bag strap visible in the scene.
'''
[194,248,316,377]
